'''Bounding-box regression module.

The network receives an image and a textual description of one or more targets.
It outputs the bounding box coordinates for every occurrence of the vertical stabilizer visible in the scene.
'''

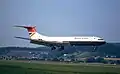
[14,25,46,40]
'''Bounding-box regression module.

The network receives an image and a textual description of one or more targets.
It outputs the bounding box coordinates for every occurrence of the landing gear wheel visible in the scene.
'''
[51,46,56,50]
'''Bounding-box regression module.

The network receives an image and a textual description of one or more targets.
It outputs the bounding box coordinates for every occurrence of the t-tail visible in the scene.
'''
[14,25,46,40]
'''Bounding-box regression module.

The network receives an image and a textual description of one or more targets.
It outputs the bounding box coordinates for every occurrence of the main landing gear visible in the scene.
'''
[58,46,64,51]
[51,46,64,51]
[51,46,56,50]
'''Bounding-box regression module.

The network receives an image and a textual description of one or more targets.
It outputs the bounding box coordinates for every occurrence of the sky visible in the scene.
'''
[0,0,120,47]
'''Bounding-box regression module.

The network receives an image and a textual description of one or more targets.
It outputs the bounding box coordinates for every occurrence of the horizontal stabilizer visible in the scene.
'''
[14,25,36,32]
[14,25,36,28]
[15,36,30,40]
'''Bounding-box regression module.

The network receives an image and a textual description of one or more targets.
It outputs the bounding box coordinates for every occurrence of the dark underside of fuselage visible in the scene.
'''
[69,41,106,46]
[30,40,106,46]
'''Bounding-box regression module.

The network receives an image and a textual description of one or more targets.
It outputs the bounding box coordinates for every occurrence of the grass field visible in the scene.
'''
[0,60,120,74]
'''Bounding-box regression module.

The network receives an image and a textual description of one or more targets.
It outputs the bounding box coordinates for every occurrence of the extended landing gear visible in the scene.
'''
[58,46,64,51]
[51,46,56,50]
[51,46,64,51]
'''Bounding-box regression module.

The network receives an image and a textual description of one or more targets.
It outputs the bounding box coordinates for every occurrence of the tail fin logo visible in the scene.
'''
[14,25,41,39]
[29,32,35,37]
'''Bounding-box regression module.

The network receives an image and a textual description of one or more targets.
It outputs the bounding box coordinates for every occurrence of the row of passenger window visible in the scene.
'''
[75,37,88,39]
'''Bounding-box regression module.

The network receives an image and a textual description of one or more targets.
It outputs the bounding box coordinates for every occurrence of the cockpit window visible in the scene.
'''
[98,39,104,40]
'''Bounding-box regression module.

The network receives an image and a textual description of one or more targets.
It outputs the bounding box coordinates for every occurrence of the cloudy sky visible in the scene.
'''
[0,0,120,47]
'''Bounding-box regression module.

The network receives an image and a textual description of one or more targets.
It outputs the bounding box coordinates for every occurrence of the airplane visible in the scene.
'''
[14,25,106,51]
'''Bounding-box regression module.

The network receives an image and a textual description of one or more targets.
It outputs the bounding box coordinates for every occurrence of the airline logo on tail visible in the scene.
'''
[14,26,40,39]
[29,32,35,38]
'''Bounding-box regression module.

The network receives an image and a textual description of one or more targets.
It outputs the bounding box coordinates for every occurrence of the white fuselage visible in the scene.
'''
[41,36,104,42]
[29,32,106,46]
[31,32,105,42]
